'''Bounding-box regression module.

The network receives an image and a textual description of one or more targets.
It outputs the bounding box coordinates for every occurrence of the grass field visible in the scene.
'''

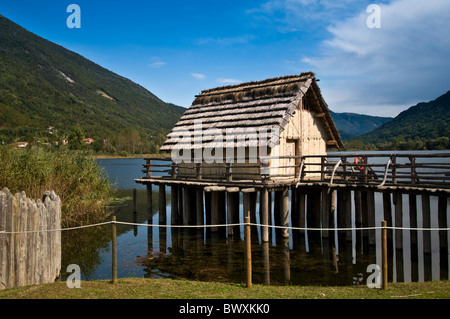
[1,278,449,299]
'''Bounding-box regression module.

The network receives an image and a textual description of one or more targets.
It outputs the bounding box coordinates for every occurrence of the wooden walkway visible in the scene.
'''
[135,152,450,193]
[134,152,450,282]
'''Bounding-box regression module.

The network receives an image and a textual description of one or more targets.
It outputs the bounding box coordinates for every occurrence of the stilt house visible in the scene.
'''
[159,72,343,181]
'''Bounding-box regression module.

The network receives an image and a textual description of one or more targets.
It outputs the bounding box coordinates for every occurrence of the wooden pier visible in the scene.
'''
[135,153,449,279]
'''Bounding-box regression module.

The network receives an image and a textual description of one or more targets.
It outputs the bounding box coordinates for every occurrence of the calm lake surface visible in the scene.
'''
[60,151,450,286]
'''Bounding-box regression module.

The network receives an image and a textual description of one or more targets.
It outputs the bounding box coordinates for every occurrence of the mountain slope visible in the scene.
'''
[360,90,450,145]
[0,15,185,141]
[330,111,392,140]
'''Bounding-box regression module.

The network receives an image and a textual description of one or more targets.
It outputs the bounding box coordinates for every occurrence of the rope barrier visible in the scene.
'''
[1,220,450,234]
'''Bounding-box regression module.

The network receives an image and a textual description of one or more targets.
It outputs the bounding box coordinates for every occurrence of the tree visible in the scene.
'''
[68,125,85,150]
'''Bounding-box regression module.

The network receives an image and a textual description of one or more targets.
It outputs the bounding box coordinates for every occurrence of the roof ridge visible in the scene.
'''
[200,72,315,95]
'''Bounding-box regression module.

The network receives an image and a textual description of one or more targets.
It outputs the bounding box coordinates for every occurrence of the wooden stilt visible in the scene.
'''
[218,191,226,236]
[159,184,166,225]
[260,188,269,242]
[366,190,375,245]
[321,188,330,239]
[383,192,393,239]
[226,191,236,237]
[196,188,204,226]
[183,186,191,226]
[146,183,153,253]
[438,195,448,280]
[394,191,404,282]
[421,192,432,281]
[171,185,179,225]
[382,191,393,282]
[211,191,219,232]
[297,190,306,234]
[394,192,403,250]
[281,188,289,238]
[409,194,418,282]
[147,184,152,220]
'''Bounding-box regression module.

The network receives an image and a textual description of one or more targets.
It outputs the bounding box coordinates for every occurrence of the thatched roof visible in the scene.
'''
[160,72,343,152]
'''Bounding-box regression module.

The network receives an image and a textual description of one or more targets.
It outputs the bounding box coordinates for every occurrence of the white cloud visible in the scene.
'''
[147,56,166,68]
[148,61,166,68]
[249,0,372,32]
[301,0,450,117]
[197,35,255,46]
[191,73,207,80]
[217,78,242,84]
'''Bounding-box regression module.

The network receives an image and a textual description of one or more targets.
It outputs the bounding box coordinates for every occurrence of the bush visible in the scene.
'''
[0,145,112,226]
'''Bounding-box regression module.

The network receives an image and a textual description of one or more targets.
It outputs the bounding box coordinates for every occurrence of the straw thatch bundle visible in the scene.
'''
[160,72,343,152]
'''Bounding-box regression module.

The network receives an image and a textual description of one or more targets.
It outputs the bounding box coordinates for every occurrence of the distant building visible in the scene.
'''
[46,126,56,134]
[17,142,28,148]
[84,138,94,144]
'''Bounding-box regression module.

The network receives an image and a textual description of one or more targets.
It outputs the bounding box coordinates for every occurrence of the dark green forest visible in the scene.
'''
[343,90,450,151]
[0,16,185,155]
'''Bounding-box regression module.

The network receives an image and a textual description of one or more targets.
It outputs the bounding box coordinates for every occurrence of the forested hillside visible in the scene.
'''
[0,15,185,154]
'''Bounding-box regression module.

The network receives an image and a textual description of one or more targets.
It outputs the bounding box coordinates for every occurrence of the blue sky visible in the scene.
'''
[1,0,450,117]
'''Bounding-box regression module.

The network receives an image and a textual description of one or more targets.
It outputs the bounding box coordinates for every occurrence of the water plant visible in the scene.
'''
[0,145,112,226]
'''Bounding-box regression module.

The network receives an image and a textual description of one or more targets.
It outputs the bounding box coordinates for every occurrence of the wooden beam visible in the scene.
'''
[204,186,227,192]
[326,140,338,146]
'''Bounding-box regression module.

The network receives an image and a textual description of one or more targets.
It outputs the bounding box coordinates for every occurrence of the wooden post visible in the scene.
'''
[211,191,219,232]
[321,188,330,238]
[394,192,403,250]
[226,189,239,238]
[438,196,448,279]
[307,190,321,244]
[245,216,252,288]
[382,192,393,239]
[394,192,404,282]
[421,192,432,281]
[159,184,166,225]
[146,159,152,178]
[183,187,191,226]
[298,191,306,234]
[111,216,117,284]
[421,193,431,254]
[196,163,202,180]
[409,194,418,282]
[218,191,227,236]
[367,190,375,245]
[196,188,204,226]
[146,184,152,220]
[133,188,137,213]
[260,188,269,242]
[226,163,232,182]
[171,185,179,225]
[281,188,289,238]
[382,220,388,290]
[391,155,397,184]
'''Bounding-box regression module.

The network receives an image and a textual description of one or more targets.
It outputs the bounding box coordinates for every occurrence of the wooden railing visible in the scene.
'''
[141,153,450,189]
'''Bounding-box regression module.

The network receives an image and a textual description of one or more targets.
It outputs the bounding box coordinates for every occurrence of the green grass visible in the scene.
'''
[0,278,449,299]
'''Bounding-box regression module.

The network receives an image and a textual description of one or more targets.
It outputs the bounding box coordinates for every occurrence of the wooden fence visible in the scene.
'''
[0,188,61,290]
[141,153,450,189]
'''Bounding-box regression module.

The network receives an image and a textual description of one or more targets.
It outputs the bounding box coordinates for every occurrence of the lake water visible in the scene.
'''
[60,151,450,286]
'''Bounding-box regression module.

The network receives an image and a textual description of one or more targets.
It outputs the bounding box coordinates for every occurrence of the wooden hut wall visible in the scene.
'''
[270,98,327,180]
[177,149,261,180]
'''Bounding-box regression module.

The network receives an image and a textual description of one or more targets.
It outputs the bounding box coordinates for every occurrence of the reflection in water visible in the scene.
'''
[60,158,449,285]
[61,186,448,285]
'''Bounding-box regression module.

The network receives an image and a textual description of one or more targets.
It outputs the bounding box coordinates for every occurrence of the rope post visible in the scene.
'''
[382,220,388,290]
[133,188,137,213]
[245,216,252,288]
[111,216,117,284]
